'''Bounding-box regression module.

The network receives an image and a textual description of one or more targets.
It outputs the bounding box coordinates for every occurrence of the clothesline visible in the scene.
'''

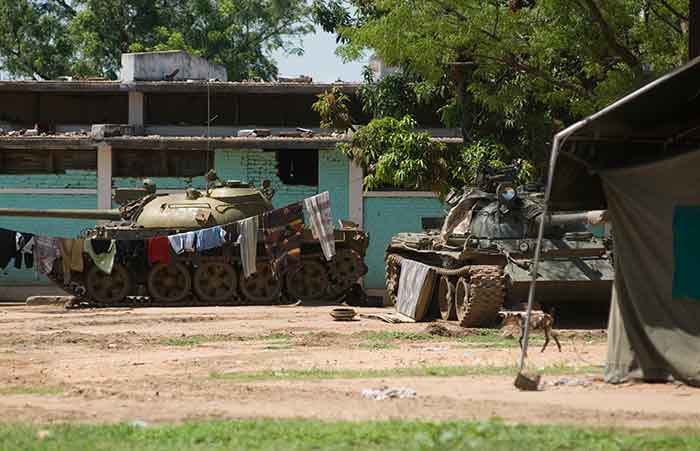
[0,192,336,281]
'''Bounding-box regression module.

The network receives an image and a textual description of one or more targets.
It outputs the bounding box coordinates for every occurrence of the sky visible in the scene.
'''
[271,30,368,83]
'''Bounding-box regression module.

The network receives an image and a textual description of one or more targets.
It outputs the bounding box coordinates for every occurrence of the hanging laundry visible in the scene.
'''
[304,191,336,261]
[116,240,149,274]
[262,202,305,277]
[58,238,85,282]
[196,226,227,251]
[147,236,171,265]
[15,233,34,270]
[0,228,16,270]
[238,216,258,278]
[84,239,116,275]
[168,231,196,254]
[34,236,60,275]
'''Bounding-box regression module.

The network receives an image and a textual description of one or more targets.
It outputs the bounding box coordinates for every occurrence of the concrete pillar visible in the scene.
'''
[348,161,363,228]
[128,91,144,126]
[97,143,112,210]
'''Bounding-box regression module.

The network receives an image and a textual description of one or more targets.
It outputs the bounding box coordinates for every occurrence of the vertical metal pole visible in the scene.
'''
[518,135,563,371]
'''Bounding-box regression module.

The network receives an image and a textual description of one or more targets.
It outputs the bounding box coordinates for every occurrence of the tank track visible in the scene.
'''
[385,253,505,327]
[52,248,366,309]
[458,265,505,327]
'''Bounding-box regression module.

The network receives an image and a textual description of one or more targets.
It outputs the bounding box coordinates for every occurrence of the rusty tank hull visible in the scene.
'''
[1,173,369,307]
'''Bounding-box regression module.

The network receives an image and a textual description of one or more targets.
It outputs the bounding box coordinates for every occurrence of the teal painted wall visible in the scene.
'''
[215,149,349,223]
[0,194,98,285]
[0,171,97,189]
[362,196,445,289]
[318,149,349,223]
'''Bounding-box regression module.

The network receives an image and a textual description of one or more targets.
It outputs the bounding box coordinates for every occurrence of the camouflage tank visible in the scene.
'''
[385,165,613,327]
[0,170,368,307]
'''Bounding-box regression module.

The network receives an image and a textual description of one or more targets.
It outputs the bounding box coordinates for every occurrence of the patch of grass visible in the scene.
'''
[258,332,293,341]
[1,420,699,450]
[358,341,399,350]
[0,386,63,396]
[160,332,292,347]
[210,364,600,383]
[159,335,231,346]
[357,331,436,342]
[355,329,532,349]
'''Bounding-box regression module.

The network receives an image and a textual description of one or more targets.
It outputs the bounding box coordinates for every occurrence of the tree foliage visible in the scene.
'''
[312,87,354,130]
[315,0,690,174]
[0,0,313,80]
[340,116,452,197]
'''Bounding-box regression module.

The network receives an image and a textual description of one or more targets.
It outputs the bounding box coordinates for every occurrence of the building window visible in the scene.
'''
[0,150,96,174]
[113,149,214,178]
[276,149,318,186]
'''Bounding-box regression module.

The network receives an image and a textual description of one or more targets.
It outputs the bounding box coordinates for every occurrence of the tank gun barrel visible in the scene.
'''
[0,208,123,221]
[540,210,608,227]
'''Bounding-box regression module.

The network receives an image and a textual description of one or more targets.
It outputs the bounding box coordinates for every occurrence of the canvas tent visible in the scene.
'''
[538,56,700,386]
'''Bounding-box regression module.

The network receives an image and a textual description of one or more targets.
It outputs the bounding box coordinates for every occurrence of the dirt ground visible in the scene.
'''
[0,303,698,429]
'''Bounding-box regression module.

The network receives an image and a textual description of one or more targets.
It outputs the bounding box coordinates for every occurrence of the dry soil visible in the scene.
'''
[0,304,697,428]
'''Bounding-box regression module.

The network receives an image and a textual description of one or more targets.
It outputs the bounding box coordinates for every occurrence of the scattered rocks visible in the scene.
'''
[36,430,52,440]
[361,387,416,400]
[128,420,148,428]
[545,377,593,388]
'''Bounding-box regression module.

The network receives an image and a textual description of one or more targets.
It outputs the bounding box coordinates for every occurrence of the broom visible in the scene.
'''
[515,161,556,392]
[514,200,547,390]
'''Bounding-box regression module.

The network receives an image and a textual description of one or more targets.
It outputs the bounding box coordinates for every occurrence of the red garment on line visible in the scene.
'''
[147,236,171,265]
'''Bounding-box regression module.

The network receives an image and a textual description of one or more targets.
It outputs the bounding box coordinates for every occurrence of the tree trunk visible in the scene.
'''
[449,62,475,144]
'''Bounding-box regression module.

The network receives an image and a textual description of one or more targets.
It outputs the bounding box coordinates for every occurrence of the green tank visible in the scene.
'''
[385,165,613,327]
[0,171,369,307]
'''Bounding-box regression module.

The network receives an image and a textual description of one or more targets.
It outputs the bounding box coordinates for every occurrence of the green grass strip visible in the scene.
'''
[1,419,699,451]
[210,364,601,382]
[0,386,63,396]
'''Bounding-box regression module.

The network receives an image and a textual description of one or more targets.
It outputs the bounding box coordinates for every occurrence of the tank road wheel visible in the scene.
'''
[239,263,282,304]
[147,263,192,303]
[85,263,132,304]
[455,266,505,328]
[437,276,457,320]
[286,260,329,302]
[326,249,369,300]
[193,262,238,303]
[332,249,368,287]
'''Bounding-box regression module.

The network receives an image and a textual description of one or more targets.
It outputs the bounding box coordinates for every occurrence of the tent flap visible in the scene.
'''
[602,150,700,386]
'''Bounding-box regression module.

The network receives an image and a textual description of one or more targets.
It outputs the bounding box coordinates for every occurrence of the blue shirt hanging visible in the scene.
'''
[196,226,227,251]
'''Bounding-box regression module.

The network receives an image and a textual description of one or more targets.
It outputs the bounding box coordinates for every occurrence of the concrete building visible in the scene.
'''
[0,52,457,300]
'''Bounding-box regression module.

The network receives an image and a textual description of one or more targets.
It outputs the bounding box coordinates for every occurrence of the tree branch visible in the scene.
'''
[656,0,688,21]
[471,53,590,97]
[577,0,643,75]
[428,0,502,42]
[649,4,684,35]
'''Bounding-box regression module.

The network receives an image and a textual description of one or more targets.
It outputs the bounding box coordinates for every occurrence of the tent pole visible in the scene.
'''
[518,135,563,371]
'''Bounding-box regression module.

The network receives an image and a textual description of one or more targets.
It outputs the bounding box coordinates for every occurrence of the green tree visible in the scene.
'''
[315,0,689,165]
[340,116,452,197]
[0,0,313,81]
[0,1,74,79]
[312,87,354,130]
